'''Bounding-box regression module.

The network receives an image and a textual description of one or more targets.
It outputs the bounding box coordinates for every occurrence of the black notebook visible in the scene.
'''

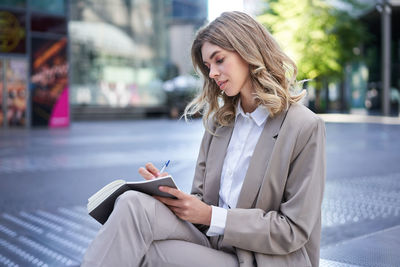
[87,176,178,224]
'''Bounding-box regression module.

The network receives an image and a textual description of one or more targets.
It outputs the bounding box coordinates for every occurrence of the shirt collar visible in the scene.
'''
[236,99,269,127]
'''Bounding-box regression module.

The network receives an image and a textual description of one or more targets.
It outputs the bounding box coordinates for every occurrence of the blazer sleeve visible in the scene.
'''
[223,116,326,254]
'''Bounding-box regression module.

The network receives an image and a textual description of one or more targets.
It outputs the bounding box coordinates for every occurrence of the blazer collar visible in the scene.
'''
[203,122,234,206]
[236,108,289,208]
[236,99,269,127]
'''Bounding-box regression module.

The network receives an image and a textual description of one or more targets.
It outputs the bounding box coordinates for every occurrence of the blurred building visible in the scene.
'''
[0,0,68,128]
[69,0,207,120]
[325,0,400,116]
[358,0,400,115]
[168,0,207,76]
[0,0,207,127]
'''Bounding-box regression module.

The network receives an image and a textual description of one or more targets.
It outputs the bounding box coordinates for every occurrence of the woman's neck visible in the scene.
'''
[240,93,257,114]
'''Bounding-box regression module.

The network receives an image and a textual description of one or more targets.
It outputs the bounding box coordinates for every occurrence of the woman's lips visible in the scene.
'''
[217,80,227,89]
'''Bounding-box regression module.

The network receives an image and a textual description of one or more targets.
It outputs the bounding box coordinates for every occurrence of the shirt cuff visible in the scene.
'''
[206,206,227,236]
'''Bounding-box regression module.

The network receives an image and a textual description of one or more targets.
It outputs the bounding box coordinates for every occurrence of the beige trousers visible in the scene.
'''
[82,191,239,267]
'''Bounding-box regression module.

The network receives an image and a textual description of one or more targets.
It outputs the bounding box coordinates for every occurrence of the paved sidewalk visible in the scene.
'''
[319,113,400,125]
[0,118,399,266]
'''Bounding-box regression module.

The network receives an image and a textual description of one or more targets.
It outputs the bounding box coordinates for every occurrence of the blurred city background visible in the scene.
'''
[0,0,399,266]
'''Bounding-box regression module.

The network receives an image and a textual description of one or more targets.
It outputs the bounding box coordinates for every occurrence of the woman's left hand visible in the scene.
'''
[154,186,212,226]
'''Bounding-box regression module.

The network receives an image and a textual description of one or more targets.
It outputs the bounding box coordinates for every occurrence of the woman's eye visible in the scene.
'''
[216,58,224,64]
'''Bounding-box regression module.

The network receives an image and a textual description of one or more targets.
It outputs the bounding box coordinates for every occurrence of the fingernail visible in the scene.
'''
[159,186,164,191]
[156,172,160,176]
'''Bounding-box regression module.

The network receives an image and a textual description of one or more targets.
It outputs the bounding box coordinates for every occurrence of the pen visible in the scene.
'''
[159,160,170,174]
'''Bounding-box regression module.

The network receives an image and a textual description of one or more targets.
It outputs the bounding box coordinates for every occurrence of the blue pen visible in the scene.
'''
[159,160,170,174]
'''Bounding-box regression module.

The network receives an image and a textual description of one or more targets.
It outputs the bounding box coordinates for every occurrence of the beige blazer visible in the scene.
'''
[191,102,326,267]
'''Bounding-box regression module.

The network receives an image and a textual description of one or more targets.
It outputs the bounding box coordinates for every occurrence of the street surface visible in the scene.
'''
[0,118,399,266]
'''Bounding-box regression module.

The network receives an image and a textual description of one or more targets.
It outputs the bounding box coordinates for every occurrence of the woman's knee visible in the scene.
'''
[115,191,155,213]
[117,191,148,205]
[117,190,141,201]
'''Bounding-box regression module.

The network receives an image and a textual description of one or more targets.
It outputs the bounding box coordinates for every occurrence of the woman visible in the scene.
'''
[83,11,326,267]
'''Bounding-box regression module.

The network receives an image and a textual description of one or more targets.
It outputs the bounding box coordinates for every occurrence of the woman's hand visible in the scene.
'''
[138,162,168,180]
[155,186,212,226]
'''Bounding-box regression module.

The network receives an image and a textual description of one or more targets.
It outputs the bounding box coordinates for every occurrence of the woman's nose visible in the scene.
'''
[209,65,219,79]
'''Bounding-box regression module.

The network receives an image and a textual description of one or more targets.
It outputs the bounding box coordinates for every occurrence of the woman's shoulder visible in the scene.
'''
[285,102,324,129]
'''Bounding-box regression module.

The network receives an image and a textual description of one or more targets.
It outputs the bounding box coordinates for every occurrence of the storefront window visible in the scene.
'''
[6,58,27,126]
[69,0,168,107]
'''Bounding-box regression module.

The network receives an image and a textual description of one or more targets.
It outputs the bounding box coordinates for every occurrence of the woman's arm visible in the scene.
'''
[223,117,326,255]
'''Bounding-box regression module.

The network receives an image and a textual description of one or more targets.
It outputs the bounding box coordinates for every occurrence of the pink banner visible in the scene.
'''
[49,87,69,127]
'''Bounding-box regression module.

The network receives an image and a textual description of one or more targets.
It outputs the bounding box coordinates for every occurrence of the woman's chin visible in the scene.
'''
[224,91,238,97]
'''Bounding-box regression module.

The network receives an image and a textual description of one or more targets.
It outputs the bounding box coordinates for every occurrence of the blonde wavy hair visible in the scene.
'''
[184,11,306,130]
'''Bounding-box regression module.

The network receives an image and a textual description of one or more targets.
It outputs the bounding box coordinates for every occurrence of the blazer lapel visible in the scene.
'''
[204,124,234,206]
[236,109,288,209]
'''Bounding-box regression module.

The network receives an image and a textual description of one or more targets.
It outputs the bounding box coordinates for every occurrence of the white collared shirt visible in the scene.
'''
[206,101,269,236]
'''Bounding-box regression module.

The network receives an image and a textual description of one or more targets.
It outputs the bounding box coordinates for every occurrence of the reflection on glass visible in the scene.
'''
[0,60,3,126]
[69,0,168,107]
[30,0,65,15]
[6,59,27,126]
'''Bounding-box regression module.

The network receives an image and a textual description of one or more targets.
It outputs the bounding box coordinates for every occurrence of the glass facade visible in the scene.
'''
[69,0,169,108]
[171,0,207,21]
[0,0,69,128]
[0,0,208,126]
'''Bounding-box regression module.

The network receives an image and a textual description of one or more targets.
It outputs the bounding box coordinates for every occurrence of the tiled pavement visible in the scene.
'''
[1,172,399,266]
[0,206,98,266]
[0,117,399,266]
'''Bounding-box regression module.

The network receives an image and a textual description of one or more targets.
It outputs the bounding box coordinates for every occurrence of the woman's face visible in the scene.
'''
[201,42,251,97]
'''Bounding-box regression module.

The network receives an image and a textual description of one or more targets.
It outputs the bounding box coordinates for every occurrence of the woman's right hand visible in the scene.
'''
[138,162,168,180]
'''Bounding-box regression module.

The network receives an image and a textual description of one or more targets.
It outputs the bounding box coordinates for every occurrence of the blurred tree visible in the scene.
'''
[258,0,370,112]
